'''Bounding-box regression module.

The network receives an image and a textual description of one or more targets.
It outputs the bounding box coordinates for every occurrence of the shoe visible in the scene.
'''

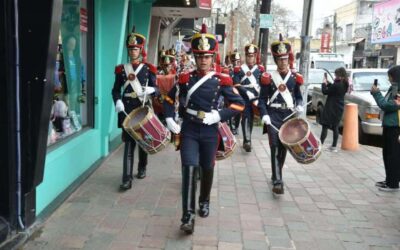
[378,184,399,192]
[243,142,252,152]
[180,213,195,234]
[375,181,386,188]
[272,183,284,195]
[198,201,210,218]
[231,128,238,135]
[119,180,132,191]
[137,169,146,179]
[327,146,338,152]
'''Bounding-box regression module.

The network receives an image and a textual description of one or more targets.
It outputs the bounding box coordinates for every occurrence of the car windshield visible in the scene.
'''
[314,61,346,72]
[308,70,325,84]
[352,72,391,91]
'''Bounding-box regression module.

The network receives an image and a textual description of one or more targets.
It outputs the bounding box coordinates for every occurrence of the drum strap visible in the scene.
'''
[185,71,216,107]
[240,64,259,90]
[269,71,294,108]
[123,63,145,93]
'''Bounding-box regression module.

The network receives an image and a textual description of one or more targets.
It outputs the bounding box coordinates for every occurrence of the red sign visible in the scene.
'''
[320,32,331,53]
[80,8,88,32]
[199,0,211,9]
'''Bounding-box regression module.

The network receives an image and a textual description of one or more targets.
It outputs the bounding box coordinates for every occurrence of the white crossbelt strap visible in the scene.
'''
[123,63,145,96]
[240,64,258,86]
[185,71,216,107]
[269,71,294,108]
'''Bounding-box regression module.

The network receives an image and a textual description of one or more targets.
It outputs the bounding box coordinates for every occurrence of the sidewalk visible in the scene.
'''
[24,120,400,250]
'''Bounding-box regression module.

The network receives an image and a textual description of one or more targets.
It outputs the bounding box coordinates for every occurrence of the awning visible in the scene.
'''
[348,38,365,45]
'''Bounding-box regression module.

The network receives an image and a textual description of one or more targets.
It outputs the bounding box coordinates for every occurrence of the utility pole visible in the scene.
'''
[216,8,220,25]
[299,0,314,118]
[333,12,337,53]
[254,0,261,45]
[259,0,272,66]
[229,4,234,52]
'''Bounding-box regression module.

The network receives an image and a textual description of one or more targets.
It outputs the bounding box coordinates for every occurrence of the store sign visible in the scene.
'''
[372,0,400,44]
[259,14,273,29]
[80,8,88,32]
[198,0,211,9]
[320,32,331,52]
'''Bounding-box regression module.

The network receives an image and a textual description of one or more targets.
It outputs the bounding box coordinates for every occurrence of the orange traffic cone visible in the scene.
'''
[341,103,359,151]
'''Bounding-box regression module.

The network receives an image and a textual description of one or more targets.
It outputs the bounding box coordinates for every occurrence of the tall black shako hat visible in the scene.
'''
[126,26,147,62]
[271,34,291,62]
[191,23,220,66]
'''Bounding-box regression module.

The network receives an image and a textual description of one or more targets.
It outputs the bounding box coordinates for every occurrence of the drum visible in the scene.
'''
[278,117,321,164]
[122,106,171,154]
[153,74,176,116]
[216,122,237,161]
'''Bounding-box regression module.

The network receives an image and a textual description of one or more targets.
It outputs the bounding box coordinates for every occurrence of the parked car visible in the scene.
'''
[311,68,391,143]
[305,68,334,114]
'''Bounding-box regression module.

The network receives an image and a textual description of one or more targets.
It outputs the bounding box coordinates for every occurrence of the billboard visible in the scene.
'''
[198,0,211,9]
[372,0,400,44]
[320,32,331,52]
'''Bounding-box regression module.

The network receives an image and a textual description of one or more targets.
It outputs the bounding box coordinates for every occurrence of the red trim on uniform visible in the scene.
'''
[258,65,265,73]
[115,64,124,74]
[217,73,233,86]
[222,67,230,74]
[260,72,271,85]
[178,71,190,84]
[233,66,241,73]
[295,73,304,85]
[229,103,245,112]
[145,62,157,74]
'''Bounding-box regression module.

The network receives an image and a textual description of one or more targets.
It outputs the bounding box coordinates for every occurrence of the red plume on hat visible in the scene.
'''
[201,23,207,33]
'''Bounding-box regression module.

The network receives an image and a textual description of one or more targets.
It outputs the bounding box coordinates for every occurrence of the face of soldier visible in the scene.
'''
[128,48,141,62]
[246,54,255,65]
[276,57,289,71]
[195,54,213,72]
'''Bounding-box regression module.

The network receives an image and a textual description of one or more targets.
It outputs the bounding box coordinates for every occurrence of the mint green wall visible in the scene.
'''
[36,0,155,215]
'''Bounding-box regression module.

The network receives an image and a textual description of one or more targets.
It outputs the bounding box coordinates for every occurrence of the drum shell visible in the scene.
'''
[216,122,237,161]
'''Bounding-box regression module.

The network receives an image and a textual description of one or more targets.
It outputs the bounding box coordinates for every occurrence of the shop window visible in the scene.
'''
[48,0,93,146]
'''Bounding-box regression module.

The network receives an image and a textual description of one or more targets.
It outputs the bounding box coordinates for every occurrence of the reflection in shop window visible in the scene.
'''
[48,0,90,146]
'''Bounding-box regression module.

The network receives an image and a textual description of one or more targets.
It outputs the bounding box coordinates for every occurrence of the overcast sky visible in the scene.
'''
[275,0,355,35]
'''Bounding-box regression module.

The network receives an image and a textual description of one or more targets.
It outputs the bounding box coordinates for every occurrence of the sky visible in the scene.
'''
[276,0,355,35]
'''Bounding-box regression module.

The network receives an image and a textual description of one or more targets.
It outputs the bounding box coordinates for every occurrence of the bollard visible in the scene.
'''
[341,103,359,150]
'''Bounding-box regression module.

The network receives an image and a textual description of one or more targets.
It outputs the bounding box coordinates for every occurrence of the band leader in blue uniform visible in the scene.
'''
[233,44,265,152]
[258,35,304,195]
[163,24,245,234]
[112,28,158,191]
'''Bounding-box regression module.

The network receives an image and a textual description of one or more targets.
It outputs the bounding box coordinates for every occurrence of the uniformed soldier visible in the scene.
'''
[112,27,159,190]
[258,35,304,195]
[163,24,245,234]
[158,48,176,75]
[228,49,242,134]
[233,44,265,151]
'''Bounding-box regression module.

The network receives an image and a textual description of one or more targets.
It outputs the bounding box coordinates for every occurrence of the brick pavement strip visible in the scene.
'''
[22,123,400,250]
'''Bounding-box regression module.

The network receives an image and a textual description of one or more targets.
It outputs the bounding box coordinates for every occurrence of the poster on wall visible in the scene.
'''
[372,0,400,44]
[198,0,211,9]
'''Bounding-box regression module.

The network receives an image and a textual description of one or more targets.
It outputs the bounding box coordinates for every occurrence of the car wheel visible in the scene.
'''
[358,119,368,144]
[316,104,323,124]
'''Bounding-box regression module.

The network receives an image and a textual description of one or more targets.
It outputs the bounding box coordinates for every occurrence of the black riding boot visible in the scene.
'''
[270,146,284,195]
[120,141,134,191]
[242,117,252,152]
[137,147,148,179]
[198,168,214,218]
[180,165,197,234]
[233,114,241,135]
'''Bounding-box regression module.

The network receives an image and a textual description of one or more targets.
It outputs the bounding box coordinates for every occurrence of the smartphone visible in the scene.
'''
[373,79,378,86]
[324,72,328,79]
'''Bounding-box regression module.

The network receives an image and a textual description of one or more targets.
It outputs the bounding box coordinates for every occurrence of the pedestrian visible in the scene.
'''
[370,65,400,192]
[233,43,265,152]
[111,27,158,191]
[163,24,245,234]
[319,67,349,152]
[258,34,304,195]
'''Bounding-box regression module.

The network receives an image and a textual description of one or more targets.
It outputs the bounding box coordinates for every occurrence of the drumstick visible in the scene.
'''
[283,100,312,122]
[269,123,279,132]
[142,79,149,108]
[123,111,131,119]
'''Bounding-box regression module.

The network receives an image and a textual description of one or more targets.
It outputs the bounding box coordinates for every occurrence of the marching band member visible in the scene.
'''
[258,35,303,195]
[111,27,159,190]
[233,44,264,152]
[163,24,244,234]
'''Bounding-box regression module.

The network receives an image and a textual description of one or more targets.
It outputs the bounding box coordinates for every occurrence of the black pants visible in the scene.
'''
[320,125,339,147]
[122,130,148,183]
[382,127,400,188]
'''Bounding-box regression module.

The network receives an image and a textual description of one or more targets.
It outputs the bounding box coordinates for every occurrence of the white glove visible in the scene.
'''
[295,105,304,114]
[115,99,125,113]
[262,115,271,125]
[246,91,255,100]
[203,110,221,125]
[166,117,181,134]
[144,86,156,95]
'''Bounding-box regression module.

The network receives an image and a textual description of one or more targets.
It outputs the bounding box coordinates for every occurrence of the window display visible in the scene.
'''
[48,0,91,146]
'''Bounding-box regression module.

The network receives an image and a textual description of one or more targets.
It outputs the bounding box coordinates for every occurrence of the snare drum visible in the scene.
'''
[278,117,321,164]
[122,106,171,154]
[216,122,237,161]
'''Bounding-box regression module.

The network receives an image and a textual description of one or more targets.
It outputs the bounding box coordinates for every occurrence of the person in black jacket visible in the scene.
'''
[319,67,349,152]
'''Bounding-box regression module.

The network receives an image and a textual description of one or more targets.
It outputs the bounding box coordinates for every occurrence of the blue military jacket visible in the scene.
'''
[112,62,158,127]
[163,70,245,124]
[233,64,265,97]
